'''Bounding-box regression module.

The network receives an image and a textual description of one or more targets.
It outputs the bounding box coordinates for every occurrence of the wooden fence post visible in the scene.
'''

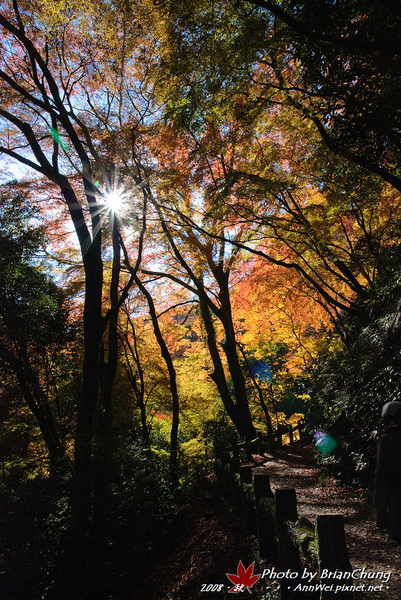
[276,488,298,523]
[298,419,307,440]
[229,459,243,514]
[254,473,274,501]
[242,483,257,533]
[257,436,264,454]
[230,457,240,473]
[239,465,253,484]
[254,474,277,561]
[239,465,256,531]
[316,515,353,599]
[276,489,301,599]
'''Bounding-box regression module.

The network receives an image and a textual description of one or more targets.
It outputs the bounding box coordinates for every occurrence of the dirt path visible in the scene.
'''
[254,441,401,600]
[130,442,401,600]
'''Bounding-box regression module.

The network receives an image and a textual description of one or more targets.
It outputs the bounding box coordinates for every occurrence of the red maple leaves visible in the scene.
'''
[226,561,260,593]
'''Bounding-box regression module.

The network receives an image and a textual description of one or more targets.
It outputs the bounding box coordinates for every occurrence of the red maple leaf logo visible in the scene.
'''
[226,561,261,593]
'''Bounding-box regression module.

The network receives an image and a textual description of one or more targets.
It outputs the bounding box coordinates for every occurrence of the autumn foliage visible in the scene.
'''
[0,0,401,598]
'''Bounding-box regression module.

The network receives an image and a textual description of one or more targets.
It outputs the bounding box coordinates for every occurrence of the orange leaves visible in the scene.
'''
[232,256,332,373]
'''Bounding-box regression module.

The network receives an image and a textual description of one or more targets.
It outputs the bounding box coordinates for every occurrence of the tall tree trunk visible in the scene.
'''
[90,214,121,593]
[61,183,106,599]
[146,203,256,441]
[215,270,256,441]
[134,274,180,486]
[73,244,104,533]
[199,296,255,439]
[61,173,105,487]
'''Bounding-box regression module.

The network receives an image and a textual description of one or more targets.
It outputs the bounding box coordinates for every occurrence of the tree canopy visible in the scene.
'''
[0,1,400,597]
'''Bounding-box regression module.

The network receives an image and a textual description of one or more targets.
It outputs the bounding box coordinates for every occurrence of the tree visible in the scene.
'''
[244,0,401,191]
[0,183,69,464]
[121,257,182,485]
[163,0,401,191]
[0,2,162,590]
[119,306,150,448]
[135,150,258,439]
[154,0,401,349]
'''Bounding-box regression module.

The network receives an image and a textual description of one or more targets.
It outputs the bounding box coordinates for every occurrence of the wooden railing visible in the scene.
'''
[214,440,352,599]
[216,419,308,461]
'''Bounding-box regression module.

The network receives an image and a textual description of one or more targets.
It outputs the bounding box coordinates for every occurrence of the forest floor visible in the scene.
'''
[130,441,401,600]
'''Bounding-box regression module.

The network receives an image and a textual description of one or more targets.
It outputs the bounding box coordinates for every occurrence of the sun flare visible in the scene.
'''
[104,188,125,213]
